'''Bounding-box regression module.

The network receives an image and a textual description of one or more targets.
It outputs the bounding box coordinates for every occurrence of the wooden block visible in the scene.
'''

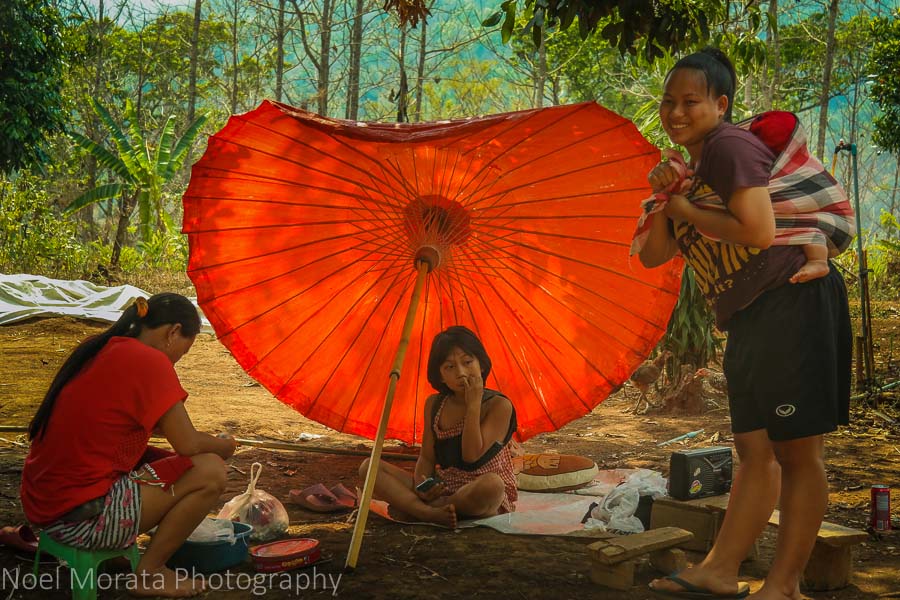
[768,510,868,546]
[650,501,719,552]
[655,494,731,512]
[802,541,853,590]
[590,560,635,590]
[649,548,687,575]
[587,527,693,565]
[651,496,755,560]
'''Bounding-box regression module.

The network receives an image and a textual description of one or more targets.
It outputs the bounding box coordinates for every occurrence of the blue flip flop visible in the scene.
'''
[650,575,751,599]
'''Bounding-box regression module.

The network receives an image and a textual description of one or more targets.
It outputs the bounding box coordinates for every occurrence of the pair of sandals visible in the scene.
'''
[289,483,358,513]
[0,524,38,554]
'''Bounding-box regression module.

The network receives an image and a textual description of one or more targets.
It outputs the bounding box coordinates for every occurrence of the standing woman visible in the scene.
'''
[21,293,237,598]
[640,48,851,600]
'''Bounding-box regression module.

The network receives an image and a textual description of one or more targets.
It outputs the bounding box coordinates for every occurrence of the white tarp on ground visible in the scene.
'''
[370,469,667,537]
[0,273,210,330]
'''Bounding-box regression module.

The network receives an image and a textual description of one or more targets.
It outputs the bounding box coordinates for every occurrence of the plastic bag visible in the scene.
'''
[584,469,669,534]
[587,486,644,534]
[187,517,237,544]
[217,462,289,542]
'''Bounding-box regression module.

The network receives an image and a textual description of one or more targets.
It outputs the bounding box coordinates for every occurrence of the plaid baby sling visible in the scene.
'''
[630,111,855,256]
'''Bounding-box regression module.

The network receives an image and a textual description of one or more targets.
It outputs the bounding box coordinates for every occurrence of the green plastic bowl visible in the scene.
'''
[167,521,253,574]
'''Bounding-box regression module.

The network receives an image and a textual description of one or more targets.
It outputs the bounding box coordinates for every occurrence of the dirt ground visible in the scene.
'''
[0,311,898,599]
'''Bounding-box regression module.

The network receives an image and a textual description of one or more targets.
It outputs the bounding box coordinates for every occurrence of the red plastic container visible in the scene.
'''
[249,538,322,573]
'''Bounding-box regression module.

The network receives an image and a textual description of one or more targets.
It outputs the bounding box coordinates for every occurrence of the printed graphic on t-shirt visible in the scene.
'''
[673,179,762,300]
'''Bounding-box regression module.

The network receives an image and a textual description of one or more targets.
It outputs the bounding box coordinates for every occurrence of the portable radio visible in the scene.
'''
[668,446,733,500]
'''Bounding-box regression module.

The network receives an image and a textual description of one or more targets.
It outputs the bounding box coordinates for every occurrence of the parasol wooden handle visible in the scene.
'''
[345,259,430,570]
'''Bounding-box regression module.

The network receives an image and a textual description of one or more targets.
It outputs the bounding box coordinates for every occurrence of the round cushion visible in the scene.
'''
[513,453,599,492]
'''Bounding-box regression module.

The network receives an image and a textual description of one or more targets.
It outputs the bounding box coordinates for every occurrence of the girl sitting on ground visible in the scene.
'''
[21,293,237,598]
[359,325,518,528]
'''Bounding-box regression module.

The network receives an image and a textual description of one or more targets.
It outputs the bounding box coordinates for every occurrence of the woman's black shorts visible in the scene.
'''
[723,263,851,441]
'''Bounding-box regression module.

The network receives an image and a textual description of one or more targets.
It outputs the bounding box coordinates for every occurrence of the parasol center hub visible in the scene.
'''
[404,195,471,250]
[415,246,442,271]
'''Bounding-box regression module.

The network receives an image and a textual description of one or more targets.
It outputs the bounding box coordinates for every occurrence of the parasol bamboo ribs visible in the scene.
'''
[345,259,430,570]
[0,426,417,461]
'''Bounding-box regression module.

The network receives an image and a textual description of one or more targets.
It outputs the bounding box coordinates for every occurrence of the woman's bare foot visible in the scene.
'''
[649,565,748,597]
[131,566,204,598]
[421,504,457,529]
[789,259,829,283]
[749,581,806,599]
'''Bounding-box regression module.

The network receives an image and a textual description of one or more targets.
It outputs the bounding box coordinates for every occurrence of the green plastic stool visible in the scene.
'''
[32,533,140,600]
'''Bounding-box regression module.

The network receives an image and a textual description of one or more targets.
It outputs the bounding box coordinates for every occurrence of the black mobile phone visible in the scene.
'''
[415,476,440,493]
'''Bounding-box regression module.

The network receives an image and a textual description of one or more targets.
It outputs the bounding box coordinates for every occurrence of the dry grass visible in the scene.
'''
[108,268,196,296]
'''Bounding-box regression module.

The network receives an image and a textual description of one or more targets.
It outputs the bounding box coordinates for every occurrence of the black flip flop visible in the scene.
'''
[650,575,751,599]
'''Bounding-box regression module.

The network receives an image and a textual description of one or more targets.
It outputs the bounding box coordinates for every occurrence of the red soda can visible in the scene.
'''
[870,485,891,531]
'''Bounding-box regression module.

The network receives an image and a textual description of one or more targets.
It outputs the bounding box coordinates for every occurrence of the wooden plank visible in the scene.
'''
[653,495,729,513]
[657,495,867,548]
[588,527,693,565]
[802,542,854,590]
[768,510,868,546]
[649,548,687,575]
[650,502,719,552]
[590,560,635,590]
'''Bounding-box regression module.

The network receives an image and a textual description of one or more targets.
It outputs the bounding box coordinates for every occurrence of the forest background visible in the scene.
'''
[2,0,900,372]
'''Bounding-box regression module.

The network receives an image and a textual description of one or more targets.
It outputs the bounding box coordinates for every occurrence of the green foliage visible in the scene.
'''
[135,211,189,271]
[419,56,532,118]
[0,0,67,174]
[779,12,876,113]
[508,17,669,111]
[67,98,207,243]
[662,266,722,370]
[0,177,106,279]
[869,210,900,297]
[868,11,900,155]
[485,0,741,63]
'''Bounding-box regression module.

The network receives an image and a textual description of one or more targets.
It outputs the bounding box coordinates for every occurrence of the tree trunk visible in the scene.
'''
[535,27,546,108]
[397,27,409,123]
[891,156,899,217]
[551,76,561,106]
[289,0,321,112]
[317,0,333,115]
[275,0,285,102]
[110,193,137,270]
[346,0,364,120]
[816,0,839,162]
[187,0,202,124]
[230,1,239,114]
[84,0,107,234]
[413,16,427,122]
[763,0,780,110]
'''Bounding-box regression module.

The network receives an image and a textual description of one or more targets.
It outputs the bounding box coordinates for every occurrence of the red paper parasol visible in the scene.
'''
[183,100,682,566]
[184,100,680,441]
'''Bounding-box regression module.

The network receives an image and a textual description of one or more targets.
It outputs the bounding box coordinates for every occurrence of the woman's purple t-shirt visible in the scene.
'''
[672,122,805,329]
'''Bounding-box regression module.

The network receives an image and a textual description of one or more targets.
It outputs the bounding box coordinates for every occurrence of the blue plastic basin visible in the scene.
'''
[167,521,253,574]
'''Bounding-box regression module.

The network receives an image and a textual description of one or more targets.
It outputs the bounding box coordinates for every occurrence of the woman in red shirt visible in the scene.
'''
[22,293,237,598]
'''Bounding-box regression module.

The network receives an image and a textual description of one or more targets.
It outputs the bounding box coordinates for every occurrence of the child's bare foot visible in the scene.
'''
[131,566,204,598]
[789,259,829,283]
[422,504,457,529]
